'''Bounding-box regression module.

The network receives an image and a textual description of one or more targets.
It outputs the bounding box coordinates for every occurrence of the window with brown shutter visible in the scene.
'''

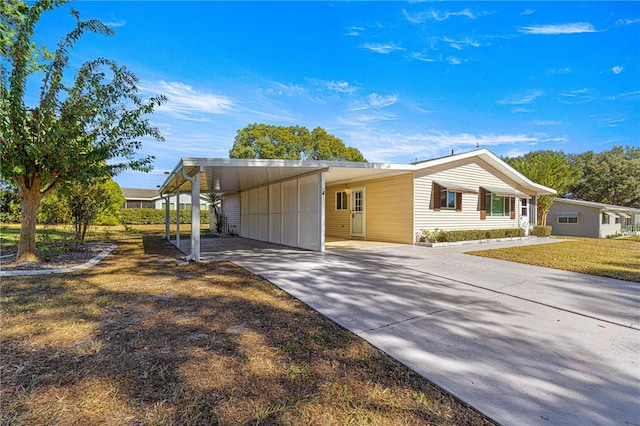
[510,197,516,219]
[433,182,441,211]
[480,187,486,219]
[456,192,462,212]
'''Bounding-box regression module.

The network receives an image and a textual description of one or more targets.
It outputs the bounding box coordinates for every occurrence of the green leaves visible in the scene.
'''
[229,124,366,162]
[504,150,580,225]
[568,146,640,208]
[2,1,165,261]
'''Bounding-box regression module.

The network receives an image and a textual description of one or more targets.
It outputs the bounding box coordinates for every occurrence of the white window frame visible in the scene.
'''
[336,191,348,211]
[485,192,511,217]
[440,189,456,210]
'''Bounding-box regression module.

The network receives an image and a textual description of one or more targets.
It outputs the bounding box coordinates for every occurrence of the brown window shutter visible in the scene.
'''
[480,187,486,220]
[433,182,441,211]
[456,192,462,212]
[510,197,516,219]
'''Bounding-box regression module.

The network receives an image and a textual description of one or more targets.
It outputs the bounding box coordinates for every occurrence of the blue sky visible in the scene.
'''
[32,1,640,189]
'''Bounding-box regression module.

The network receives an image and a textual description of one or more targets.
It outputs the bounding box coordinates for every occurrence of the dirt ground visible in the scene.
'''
[1,233,496,425]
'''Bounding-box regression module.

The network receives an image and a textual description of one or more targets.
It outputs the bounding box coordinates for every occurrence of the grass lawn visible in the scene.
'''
[1,225,494,425]
[468,236,640,282]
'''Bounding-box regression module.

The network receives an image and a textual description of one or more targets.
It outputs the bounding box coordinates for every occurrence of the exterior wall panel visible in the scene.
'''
[365,174,414,244]
[221,193,240,235]
[258,186,269,241]
[268,183,282,244]
[298,174,320,250]
[414,158,528,238]
[281,179,298,247]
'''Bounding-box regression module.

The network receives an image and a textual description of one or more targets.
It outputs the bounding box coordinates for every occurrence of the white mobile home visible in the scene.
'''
[159,149,555,261]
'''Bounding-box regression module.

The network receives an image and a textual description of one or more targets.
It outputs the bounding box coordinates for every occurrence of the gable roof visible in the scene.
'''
[121,188,160,200]
[414,149,555,196]
[552,198,640,214]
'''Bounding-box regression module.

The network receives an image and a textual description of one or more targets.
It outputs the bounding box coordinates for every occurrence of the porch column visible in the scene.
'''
[176,189,180,250]
[318,171,325,252]
[190,168,201,262]
[180,168,201,262]
[164,194,170,240]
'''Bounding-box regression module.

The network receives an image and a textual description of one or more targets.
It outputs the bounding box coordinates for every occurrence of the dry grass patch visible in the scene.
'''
[468,236,640,282]
[1,232,494,425]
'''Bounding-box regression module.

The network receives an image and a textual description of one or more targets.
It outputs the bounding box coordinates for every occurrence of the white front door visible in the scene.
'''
[350,188,365,238]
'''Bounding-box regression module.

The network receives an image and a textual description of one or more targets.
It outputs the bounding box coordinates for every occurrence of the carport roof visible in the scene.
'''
[159,149,557,196]
[159,157,413,194]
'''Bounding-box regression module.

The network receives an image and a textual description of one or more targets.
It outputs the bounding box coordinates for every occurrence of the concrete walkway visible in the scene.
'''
[186,237,640,425]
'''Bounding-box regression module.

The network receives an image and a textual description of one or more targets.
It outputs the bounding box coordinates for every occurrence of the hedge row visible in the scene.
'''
[422,228,525,243]
[120,208,209,225]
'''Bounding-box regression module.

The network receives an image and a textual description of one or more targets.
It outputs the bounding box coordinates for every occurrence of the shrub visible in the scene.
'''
[120,208,209,225]
[421,228,525,243]
[531,226,552,237]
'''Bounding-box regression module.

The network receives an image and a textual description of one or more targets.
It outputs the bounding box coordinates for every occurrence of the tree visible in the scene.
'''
[60,177,125,242]
[1,1,165,263]
[567,146,640,208]
[504,150,580,225]
[229,123,366,162]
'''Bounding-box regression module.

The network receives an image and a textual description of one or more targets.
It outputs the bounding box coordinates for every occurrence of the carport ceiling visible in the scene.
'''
[160,158,413,194]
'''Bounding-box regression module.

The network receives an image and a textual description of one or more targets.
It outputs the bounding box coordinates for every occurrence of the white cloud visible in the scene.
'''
[559,88,595,104]
[367,93,398,108]
[612,65,624,74]
[616,17,640,26]
[402,8,481,24]
[442,36,481,49]
[141,81,233,120]
[533,120,562,126]
[520,9,536,16]
[519,22,597,35]
[261,82,305,96]
[447,56,462,65]
[608,90,640,100]
[326,80,357,94]
[511,107,534,113]
[104,19,126,28]
[549,67,572,74]
[345,26,364,36]
[410,51,435,62]
[496,91,543,105]
[432,8,476,21]
[360,42,405,54]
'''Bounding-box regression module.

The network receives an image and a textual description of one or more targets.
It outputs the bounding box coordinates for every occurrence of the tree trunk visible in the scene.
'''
[16,180,45,263]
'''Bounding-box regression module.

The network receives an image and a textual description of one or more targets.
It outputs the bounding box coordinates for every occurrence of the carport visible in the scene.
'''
[159,158,412,261]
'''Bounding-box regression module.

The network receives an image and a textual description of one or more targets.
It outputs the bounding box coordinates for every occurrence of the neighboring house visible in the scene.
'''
[548,198,640,238]
[160,149,555,260]
[121,188,210,211]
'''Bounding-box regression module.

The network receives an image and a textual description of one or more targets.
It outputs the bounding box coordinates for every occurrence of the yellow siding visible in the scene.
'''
[365,174,414,244]
[414,157,532,237]
[325,185,351,239]
[325,174,414,244]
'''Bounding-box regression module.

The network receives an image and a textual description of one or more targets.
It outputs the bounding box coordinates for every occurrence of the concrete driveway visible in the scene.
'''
[193,237,640,425]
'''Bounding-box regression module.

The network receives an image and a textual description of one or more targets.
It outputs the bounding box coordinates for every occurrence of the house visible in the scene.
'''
[159,149,555,261]
[121,188,210,211]
[548,198,640,238]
